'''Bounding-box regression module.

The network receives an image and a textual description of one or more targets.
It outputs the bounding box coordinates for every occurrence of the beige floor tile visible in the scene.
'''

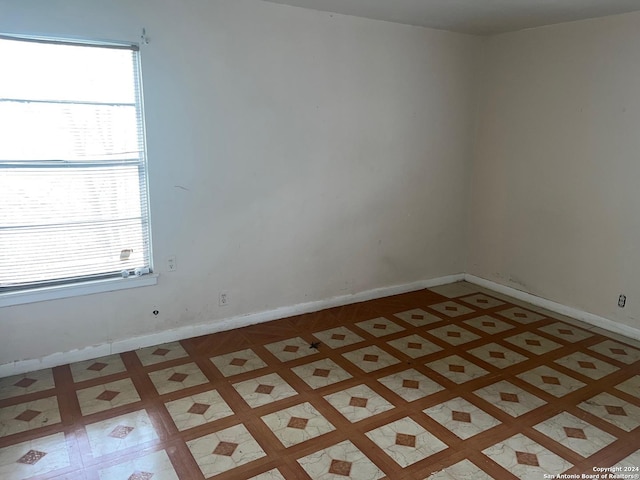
[578,392,640,432]
[554,352,619,380]
[291,358,352,389]
[517,366,585,397]
[98,449,179,480]
[312,326,364,349]
[615,375,640,399]
[429,301,475,318]
[497,307,545,324]
[210,348,267,377]
[76,378,141,416]
[70,354,126,383]
[429,282,481,299]
[233,373,299,408]
[426,355,489,384]
[611,449,640,470]
[504,332,562,355]
[0,396,61,438]
[298,440,386,479]
[537,322,593,342]
[426,324,481,346]
[85,409,158,457]
[186,423,266,477]
[473,380,547,417]
[342,346,401,373]
[0,432,70,480]
[164,389,234,431]
[394,309,444,327]
[459,293,505,309]
[0,369,55,400]
[354,317,406,337]
[323,384,394,422]
[463,315,515,335]
[423,397,500,439]
[265,337,320,362]
[588,340,640,364]
[387,334,443,358]
[148,362,208,395]
[425,459,495,480]
[261,402,335,448]
[468,343,528,369]
[378,369,444,402]
[136,341,189,367]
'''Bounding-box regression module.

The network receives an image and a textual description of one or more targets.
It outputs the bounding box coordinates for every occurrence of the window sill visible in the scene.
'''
[0,274,159,308]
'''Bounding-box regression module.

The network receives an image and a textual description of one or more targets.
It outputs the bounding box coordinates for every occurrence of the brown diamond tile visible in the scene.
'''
[152,348,170,356]
[558,329,573,335]
[408,342,422,350]
[542,376,561,385]
[17,450,47,465]
[349,397,368,408]
[13,378,37,388]
[109,425,134,439]
[288,417,309,429]
[477,299,489,304]
[363,354,379,362]
[129,472,154,480]
[329,459,352,476]
[500,392,519,403]
[452,411,471,423]
[168,373,188,383]
[411,314,424,320]
[514,312,527,318]
[395,433,416,447]
[449,364,465,373]
[230,358,248,367]
[526,339,541,347]
[188,403,210,415]
[284,345,299,353]
[516,451,539,466]
[96,390,120,402]
[447,331,462,338]
[490,351,506,359]
[482,321,496,327]
[331,334,346,341]
[213,441,238,456]
[87,362,108,372]
[402,379,420,389]
[445,306,458,312]
[373,324,387,330]
[564,427,587,439]
[578,361,596,369]
[313,368,330,378]
[255,384,275,395]
[610,348,627,355]
[14,409,41,422]
[605,405,627,416]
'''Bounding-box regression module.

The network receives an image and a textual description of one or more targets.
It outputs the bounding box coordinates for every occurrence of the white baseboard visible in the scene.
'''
[464,274,640,341]
[0,273,464,378]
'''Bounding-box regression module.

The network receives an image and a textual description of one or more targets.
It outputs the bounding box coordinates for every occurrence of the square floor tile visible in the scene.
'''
[0,432,70,480]
[0,369,55,401]
[468,343,528,369]
[249,468,286,480]
[342,346,401,372]
[430,301,475,318]
[482,433,573,480]
[460,294,505,309]
[298,440,385,479]
[136,341,189,366]
[70,354,126,383]
[210,348,268,377]
[533,411,616,458]
[473,381,546,417]
[0,396,61,438]
[426,355,489,384]
[615,376,640,399]
[394,309,443,327]
[464,315,514,335]
[497,307,545,324]
[423,397,500,440]
[291,358,352,389]
[76,378,141,416]
[324,384,394,422]
[186,423,266,477]
[537,323,593,343]
[387,334,443,358]
[355,317,405,337]
[233,373,298,408]
[429,282,481,299]
[611,449,640,470]
[265,337,319,362]
[148,363,209,395]
[165,389,234,431]
[85,409,158,457]
[578,392,640,432]
[517,366,585,397]
[504,332,562,355]
[554,352,619,380]
[261,402,335,447]
[366,416,448,467]
[425,459,494,480]
[312,326,364,349]
[589,340,640,364]
[378,369,444,402]
[98,449,179,480]
[427,324,481,346]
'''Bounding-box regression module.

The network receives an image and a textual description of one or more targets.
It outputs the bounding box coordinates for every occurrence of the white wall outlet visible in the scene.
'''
[219,290,229,307]
[167,255,177,272]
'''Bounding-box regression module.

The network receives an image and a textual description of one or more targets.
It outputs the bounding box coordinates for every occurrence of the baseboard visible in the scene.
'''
[0,273,464,378]
[465,274,640,341]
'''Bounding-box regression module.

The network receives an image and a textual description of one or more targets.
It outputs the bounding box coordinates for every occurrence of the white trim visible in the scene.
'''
[464,274,640,341]
[0,273,463,377]
[0,274,159,308]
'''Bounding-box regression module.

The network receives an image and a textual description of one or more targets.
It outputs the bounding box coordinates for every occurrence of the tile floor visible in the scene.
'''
[1,282,640,479]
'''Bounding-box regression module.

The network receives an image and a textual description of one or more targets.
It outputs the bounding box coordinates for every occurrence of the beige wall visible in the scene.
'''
[0,0,480,365]
[469,12,640,331]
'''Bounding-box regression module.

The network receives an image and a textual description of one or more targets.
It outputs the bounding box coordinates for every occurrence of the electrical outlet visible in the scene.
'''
[618,294,626,308]
[219,291,229,307]
[167,255,177,272]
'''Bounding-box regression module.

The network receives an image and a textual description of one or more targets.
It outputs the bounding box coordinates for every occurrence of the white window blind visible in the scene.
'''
[0,35,152,290]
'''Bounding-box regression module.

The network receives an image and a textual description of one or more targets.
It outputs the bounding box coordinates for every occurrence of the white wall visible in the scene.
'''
[0,0,480,366]
[469,11,640,331]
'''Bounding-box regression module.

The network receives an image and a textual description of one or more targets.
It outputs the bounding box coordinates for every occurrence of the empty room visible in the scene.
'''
[1,0,639,478]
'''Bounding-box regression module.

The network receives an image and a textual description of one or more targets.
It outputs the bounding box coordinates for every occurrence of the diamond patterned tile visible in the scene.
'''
[504,332,562,355]
[394,308,444,327]
[342,345,401,372]
[261,402,335,447]
[291,357,352,389]
[378,369,444,402]
[423,397,501,439]
[554,352,619,380]
[497,307,545,324]
[97,450,179,480]
[265,337,320,362]
[0,369,55,401]
[136,341,189,366]
[589,340,640,364]
[517,366,586,397]
[76,378,141,416]
[233,372,299,408]
[0,396,61,438]
[615,375,640,399]
[312,326,364,349]
[324,384,395,422]
[426,324,481,346]
[579,392,640,432]
[0,432,70,480]
[210,348,268,377]
[468,343,528,369]
[537,322,593,343]
[70,354,127,382]
[473,381,547,417]
[85,410,158,457]
[387,334,443,358]
[464,315,515,334]
[460,293,505,309]
[429,282,481,298]
[426,355,489,384]
[164,389,234,431]
[354,317,405,337]
[429,301,475,318]
[148,362,209,395]
[298,440,385,479]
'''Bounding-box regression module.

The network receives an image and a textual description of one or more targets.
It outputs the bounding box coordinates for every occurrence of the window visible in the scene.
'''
[0,35,153,300]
